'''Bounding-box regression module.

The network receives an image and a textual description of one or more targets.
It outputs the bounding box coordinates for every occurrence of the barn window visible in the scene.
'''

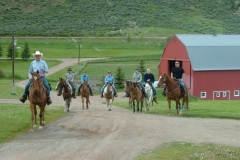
[216,92,220,97]
[200,92,206,98]
[223,92,226,97]
[234,90,239,96]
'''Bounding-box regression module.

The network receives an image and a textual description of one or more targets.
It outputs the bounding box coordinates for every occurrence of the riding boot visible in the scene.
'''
[114,91,118,97]
[46,96,52,105]
[101,91,104,98]
[125,91,130,97]
[88,86,93,96]
[153,92,157,98]
[72,92,76,99]
[57,88,62,96]
[20,94,27,103]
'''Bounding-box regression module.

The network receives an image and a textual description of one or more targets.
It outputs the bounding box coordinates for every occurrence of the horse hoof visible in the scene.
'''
[42,121,45,126]
[29,129,34,133]
[108,109,111,111]
[67,109,70,112]
[33,125,37,129]
[39,126,43,130]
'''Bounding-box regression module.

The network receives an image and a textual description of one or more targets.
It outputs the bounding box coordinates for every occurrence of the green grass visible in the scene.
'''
[136,142,240,160]
[0,104,66,144]
[113,89,240,120]
[0,37,164,58]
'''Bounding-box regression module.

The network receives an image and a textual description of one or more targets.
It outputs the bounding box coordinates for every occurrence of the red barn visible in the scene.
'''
[158,34,240,100]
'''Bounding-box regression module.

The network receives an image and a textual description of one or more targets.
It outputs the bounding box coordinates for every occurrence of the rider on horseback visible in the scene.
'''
[77,71,94,96]
[101,71,118,98]
[125,68,147,97]
[19,51,52,105]
[162,61,186,96]
[144,69,157,98]
[57,67,76,98]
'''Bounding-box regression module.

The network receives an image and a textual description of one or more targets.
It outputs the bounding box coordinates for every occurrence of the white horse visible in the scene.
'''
[103,83,114,111]
[144,83,153,110]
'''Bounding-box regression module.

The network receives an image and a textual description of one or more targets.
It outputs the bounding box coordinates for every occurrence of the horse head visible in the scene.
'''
[158,73,168,86]
[31,70,42,93]
[125,80,132,93]
[56,77,66,90]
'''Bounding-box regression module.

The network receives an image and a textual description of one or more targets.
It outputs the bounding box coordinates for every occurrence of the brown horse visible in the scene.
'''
[28,71,47,132]
[103,82,114,111]
[124,80,135,108]
[128,82,144,113]
[158,73,189,116]
[56,78,72,112]
[80,81,90,109]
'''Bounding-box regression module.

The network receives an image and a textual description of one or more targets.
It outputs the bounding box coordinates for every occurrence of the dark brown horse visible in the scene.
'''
[80,81,90,109]
[124,80,135,108]
[128,82,144,113]
[158,73,189,116]
[56,78,72,112]
[28,71,47,132]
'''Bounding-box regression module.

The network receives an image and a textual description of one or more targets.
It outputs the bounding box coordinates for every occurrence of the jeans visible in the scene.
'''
[177,79,185,93]
[101,83,117,93]
[69,81,76,93]
[24,77,51,97]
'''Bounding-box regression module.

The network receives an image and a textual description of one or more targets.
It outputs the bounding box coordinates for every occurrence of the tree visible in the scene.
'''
[21,42,30,60]
[114,67,125,89]
[7,42,19,59]
[138,60,145,80]
[0,44,3,57]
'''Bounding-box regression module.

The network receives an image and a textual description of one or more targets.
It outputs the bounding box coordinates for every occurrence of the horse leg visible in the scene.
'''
[29,104,35,132]
[86,97,89,109]
[39,106,44,130]
[141,100,144,112]
[82,97,85,109]
[176,99,180,116]
[33,105,37,129]
[133,100,135,113]
[42,106,45,126]
[167,99,171,116]
[137,101,140,112]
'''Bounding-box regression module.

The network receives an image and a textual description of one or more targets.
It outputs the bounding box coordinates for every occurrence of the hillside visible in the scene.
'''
[0,0,240,37]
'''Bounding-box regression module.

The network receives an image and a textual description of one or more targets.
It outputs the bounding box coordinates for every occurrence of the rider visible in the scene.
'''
[57,68,76,98]
[131,68,147,97]
[76,71,94,96]
[162,60,186,96]
[100,71,118,98]
[20,51,52,105]
[144,69,157,98]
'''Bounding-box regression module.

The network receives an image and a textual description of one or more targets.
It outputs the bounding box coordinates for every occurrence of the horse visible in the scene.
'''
[28,71,47,132]
[79,81,90,109]
[144,82,157,110]
[56,78,72,112]
[103,82,114,111]
[158,73,189,116]
[124,80,135,108]
[128,82,144,113]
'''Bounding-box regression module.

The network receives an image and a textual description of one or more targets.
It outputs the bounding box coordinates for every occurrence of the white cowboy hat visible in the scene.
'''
[32,51,43,57]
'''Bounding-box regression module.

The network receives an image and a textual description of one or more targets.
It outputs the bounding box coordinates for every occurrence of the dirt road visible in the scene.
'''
[0,58,240,160]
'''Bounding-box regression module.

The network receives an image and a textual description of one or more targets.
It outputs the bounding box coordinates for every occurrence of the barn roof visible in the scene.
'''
[176,34,240,71]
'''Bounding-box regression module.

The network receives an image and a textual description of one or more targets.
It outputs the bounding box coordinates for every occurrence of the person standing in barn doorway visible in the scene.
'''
[161,61,186,96]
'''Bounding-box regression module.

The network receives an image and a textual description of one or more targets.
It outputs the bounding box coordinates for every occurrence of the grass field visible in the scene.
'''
[0,104,66,144]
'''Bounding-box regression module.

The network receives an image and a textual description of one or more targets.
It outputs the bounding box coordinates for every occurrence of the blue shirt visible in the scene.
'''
[81,74,89,83]
[28,59,49,78]
[105,75,115,84]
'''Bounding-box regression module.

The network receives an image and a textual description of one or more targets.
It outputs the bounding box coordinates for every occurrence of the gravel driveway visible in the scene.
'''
[0,58,240,160]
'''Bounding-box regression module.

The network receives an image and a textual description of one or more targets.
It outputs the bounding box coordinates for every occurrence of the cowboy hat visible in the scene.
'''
[32,51,43,57]
[67,67,72,71]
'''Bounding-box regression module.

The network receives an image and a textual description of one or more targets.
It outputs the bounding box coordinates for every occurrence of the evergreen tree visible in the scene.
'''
[138,60,145,80]
[21,42,30,60]
[115,67,125,89]
[0,44,3,57]
[7,42,19,59]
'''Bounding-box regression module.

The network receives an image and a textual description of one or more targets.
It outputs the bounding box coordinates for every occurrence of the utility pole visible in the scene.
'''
[12,32,16,95]
[78,43,80,69]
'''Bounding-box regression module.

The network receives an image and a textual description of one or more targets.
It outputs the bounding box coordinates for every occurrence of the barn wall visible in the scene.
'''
[192,71,240,100]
